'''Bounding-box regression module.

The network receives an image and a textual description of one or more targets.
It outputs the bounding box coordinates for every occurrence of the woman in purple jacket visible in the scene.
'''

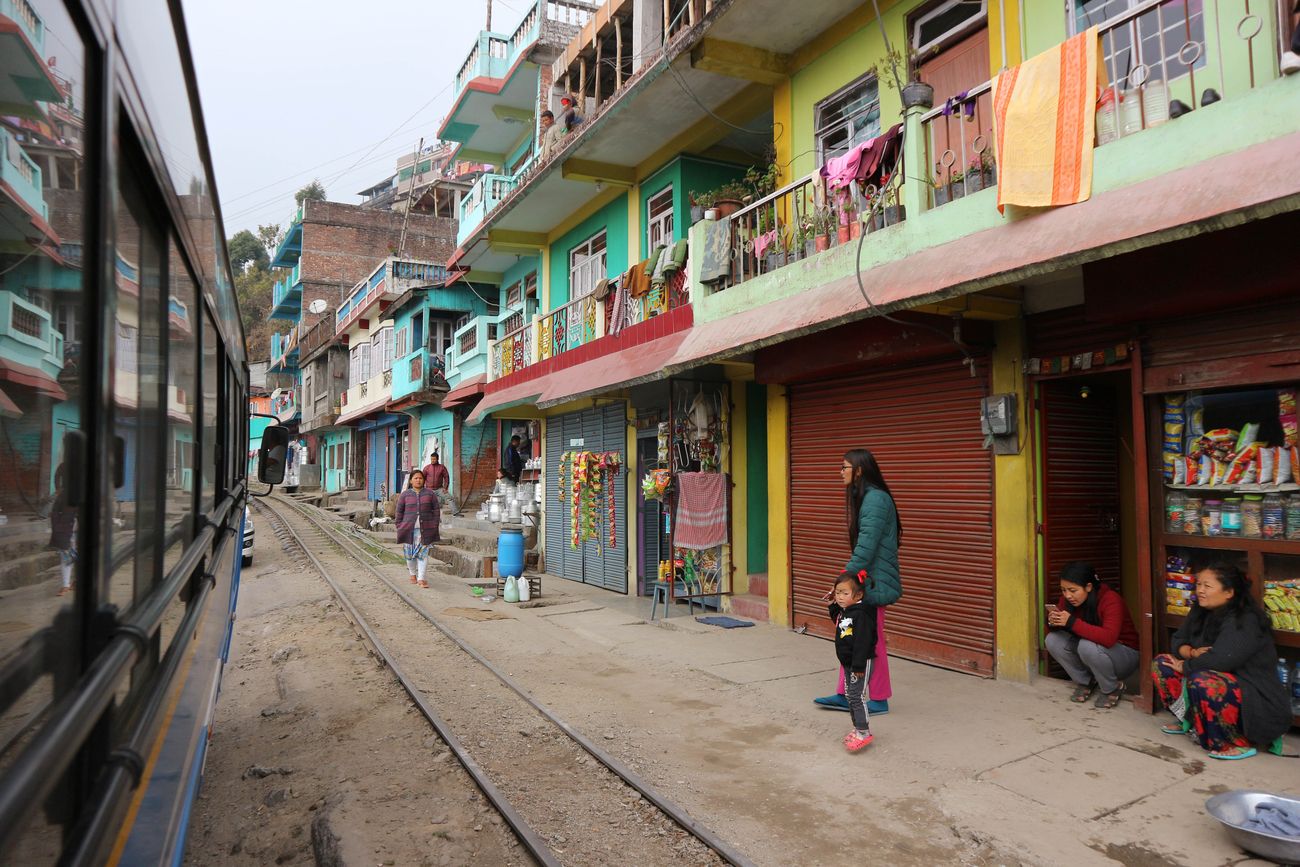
[395,470,440,588]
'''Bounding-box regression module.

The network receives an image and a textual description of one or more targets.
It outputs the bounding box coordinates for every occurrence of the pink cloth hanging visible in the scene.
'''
[820,138,875,190]
[673,472,728,550]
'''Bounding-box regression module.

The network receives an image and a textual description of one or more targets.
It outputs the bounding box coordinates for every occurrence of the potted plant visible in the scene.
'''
[689,190,710,223]
[977,148,997,187]
[712,180,749,218]
[814,206,833,251]
[745,162,782,199]
[931,172,950,207]
[873,181,906,228]
[797,212,817,259]
[949,166,967,200]
[902,78,935,109]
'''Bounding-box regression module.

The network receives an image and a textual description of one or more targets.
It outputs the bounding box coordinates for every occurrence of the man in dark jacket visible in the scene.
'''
[503,435,524,483]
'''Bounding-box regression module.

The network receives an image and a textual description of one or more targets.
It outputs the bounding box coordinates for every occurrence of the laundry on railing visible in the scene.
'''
[941,90,978,119]
[992,27,1104,212]
[698,219,732,285]
[662,239,689,275]
[624,256,652,298]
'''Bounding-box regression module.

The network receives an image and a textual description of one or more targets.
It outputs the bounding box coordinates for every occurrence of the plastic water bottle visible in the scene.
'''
[1279,659,1291,688]
[1291,662,1300,710]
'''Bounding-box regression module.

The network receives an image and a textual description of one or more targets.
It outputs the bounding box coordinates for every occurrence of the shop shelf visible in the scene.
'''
[1161,534,1300,554]
[1164,483,1300,494]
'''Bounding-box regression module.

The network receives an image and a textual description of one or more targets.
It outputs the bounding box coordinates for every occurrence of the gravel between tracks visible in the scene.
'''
[187,497,726,866]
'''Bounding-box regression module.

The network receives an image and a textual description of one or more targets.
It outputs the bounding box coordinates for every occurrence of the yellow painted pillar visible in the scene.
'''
[730,380,749,596]
[766,385,791,626]
[992,317,1036,682]
[627,182,641,265]
[773,79,793,185]
[540,245,552,312]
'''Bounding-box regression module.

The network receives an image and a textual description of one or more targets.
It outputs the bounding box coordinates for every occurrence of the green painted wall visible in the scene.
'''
[501,254,541,318]
[547,193,629,308]
[788,7,911,182]
[635,156,747,261]
[745,381,769,573]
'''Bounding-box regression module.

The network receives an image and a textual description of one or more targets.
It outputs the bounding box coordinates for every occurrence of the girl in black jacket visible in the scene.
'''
[1151,562,1291,760]
[828,571,878,753]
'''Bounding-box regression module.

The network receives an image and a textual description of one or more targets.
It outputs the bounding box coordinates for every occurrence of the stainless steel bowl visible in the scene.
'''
[1205,790,1300,864]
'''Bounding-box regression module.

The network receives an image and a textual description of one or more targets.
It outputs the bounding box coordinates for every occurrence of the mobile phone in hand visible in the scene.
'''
[822,589,835,602]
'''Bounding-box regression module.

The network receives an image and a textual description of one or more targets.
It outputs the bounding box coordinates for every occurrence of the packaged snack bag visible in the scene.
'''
[1163,451,1177,482]
[1282,413,1298,449]
[1278,446,1294,484]
[1197,455,1212,486]
[1235,423,1260,454]
[1211,459,1228,486]
[1171,456,1186,485]
[1183,456,1198,486]
[1258,446,1276,485]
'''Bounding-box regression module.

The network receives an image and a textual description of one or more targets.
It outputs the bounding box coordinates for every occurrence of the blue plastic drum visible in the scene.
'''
[497,526,525,579]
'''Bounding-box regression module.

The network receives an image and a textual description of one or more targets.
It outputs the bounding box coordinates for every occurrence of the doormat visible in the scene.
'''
[442,607,515,621]
[695,616,754,629]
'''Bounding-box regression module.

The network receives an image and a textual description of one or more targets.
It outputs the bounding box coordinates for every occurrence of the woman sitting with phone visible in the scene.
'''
[1045,562,1140,708]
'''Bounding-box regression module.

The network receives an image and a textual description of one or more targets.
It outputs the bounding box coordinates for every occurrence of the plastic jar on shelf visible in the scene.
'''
[1165,490,1186,534]
[1221,497,1243,537]
[1262,493,1285,539]
[1181,496,1202,535]
[1241,494,1263,538]
[1204,499,1223,536]
[1287,494,1300,541]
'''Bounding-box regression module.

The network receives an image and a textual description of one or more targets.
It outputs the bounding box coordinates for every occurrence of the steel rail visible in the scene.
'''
[249,498,562,867]
[267,494,756,867]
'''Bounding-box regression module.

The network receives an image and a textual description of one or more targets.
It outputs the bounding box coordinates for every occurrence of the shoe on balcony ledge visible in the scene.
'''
[1282,51,1300,75]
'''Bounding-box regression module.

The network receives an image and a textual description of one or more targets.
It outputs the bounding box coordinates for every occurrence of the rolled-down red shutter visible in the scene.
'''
[790,360,995,675]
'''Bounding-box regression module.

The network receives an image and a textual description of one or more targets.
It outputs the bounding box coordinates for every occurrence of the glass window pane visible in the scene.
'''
[201,309,218,511]
[0,8,89,847]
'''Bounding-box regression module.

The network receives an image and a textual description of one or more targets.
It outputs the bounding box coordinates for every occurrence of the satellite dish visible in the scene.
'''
[308,298,328,315]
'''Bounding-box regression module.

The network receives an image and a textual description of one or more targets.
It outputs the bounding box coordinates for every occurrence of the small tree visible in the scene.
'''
[295,180,326,207]
[228,229,269,273]
[256,222,283,253]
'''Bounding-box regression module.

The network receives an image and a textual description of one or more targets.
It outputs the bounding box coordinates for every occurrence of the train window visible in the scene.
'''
[200,308,218,510]
[0,0,90,855]
[165,245,198,542]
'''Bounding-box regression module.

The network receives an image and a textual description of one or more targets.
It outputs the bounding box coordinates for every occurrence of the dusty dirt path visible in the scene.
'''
[183,516,527,867]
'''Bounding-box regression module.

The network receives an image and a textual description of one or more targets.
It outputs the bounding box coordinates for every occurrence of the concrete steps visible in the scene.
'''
[0,550,60,590]
[726,592,770,622]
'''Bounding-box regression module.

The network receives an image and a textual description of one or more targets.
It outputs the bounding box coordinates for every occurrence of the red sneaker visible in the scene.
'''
[843,730,874,752]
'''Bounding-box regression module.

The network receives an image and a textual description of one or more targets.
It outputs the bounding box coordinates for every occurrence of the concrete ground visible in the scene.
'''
[397,528,1298,867]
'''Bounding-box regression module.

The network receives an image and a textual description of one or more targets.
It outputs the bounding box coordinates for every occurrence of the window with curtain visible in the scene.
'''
[814,75,881,164]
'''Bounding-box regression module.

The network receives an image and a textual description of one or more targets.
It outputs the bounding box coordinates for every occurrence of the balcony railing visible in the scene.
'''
[299,314,337,357]
[0,292,62,378]
[445,316,495,383]
[1,0,45,54]
[456,162,533,245]
[921,0,1282,209]
[337,257,447,330]
[490,293,605,380]
[1,127,46,221]
[452,0,593,100]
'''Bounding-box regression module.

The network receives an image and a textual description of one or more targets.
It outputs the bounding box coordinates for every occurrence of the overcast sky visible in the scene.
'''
[183,0,535,239]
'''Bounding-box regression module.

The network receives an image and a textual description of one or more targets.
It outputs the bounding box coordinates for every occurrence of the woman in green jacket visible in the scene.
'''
[814,449,901,714]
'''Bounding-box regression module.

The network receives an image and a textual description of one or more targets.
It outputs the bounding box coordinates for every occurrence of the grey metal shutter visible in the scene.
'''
[596,404,628,592]
[544,414,567,578]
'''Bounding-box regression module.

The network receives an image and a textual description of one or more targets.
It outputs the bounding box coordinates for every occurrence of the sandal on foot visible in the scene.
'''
[409,575,418,584]
[1069,683,1095,703]
[417,580,429,589]
[57,586,71,597]
[1160,723,1188,735]
[1209,746,1256,760]
[1094,684,1124,709]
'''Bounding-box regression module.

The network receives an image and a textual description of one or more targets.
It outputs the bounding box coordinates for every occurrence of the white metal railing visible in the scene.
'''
[920,79,996,208]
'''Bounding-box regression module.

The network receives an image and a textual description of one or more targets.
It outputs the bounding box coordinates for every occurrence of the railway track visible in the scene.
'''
[249,495,753,867]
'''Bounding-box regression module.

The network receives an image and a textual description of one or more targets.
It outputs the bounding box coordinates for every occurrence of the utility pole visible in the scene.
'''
[485,0,492,30]
[396,137,423,258]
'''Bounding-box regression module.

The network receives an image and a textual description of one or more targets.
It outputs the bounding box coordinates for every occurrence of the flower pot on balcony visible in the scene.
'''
[874,204,906,230]
[804,239,816,259]
[901,80,935,109]
[849,219,862,240]
[691,205,705,223]
[964,172,984,194]
[836,225,851,245]
[714,198,744,218]
[815,235,830,252]
[933,186,951,207]
[703,208,719,221]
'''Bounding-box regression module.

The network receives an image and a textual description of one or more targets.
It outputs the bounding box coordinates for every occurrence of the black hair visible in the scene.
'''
[408,469,426,482]
[1058,561,1102,627]
[510,435,521,443]
[834,570,866,596]
[844,449,902,551]
[1189,561,1271,635]
[540,110,554,120]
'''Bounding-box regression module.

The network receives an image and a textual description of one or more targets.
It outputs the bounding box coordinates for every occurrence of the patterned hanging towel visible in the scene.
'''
[992,27,1104,213]
[674,472,728,550]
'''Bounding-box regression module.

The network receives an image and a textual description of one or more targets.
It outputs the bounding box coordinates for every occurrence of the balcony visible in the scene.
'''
[0,291,63,380]
[269,204,304,268]
[338,368,393,424]
[690,0,1294,320]
[456,164,531,246]
[390,347,449,403]
[268,264,302,320]
[444,316,495,385]
[336,257,447,333]
[270,387,298,423]
[0,127,47,222]
[440,0,594,162]
[269,329,299,373]
[1,0,44,54]
[299,314,338,359]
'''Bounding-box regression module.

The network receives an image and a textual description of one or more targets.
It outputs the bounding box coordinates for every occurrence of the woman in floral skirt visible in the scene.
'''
[1151,562,1290,760]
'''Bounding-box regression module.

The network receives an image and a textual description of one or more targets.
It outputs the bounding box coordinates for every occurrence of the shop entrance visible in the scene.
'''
[1036,371,1137,676]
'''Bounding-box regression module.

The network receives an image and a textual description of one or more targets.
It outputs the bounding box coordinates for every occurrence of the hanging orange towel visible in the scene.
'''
[992,27,1104,213]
